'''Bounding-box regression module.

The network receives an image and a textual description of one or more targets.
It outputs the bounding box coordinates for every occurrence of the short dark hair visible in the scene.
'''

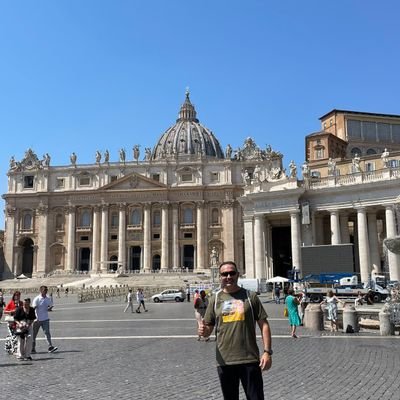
[40,286,48,291]
[23,298,31,303]
[219,261,238,272]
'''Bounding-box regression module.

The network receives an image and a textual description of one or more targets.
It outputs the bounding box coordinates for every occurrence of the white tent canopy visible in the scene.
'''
[266,276,289,283]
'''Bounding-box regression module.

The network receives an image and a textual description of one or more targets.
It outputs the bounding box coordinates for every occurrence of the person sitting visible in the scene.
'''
[354,291,364,307]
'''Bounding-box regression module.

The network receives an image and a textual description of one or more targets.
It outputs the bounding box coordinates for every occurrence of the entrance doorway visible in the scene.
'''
[110,255,118,272]
[130,246,141,271]
[271,227,292,278]
[79,248,90,272]
[152,254,161,270]
[21,238,34,277]
[183,245,194,269]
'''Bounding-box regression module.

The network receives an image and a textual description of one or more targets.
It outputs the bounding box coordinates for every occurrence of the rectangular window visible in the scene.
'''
[80,236,89,241]
[365,162,375,172]
[24,176,34,188]
[110,175,118,182]
[184,233,193,239]
[389,160,399,168]
[392,125,400,144]
[152,174,160,182]
[310,170,321,178]
[347,120,362,139]
[79,176,90,186]
[210,172,219,182]
[315,149,324,159]
[181,173,193,182]
[111,234,118,240]
[153,233,160,239]
[56,178,65,188]
[362,121,377,141]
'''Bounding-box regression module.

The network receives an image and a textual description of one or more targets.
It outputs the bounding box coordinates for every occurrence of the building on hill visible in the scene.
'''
[1,91,285,279]
[240,111,400,284]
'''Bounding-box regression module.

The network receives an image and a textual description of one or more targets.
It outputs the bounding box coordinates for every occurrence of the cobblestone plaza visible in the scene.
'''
[1,295,399,400]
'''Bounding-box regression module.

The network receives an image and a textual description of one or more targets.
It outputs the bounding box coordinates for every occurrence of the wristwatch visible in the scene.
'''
[263,349,273,356]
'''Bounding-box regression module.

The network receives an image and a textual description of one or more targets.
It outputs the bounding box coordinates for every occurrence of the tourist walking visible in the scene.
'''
[136,288,148,313]
[274,285,281,304]
[194,290,209,341]
[285,289,301,338]
[32,286,58,353]
[321,290,343,332]
[199,261,272,400]
[14,298,36,361]
[186,286,191,302]
[4,290,23,316]
[124,289,134,313]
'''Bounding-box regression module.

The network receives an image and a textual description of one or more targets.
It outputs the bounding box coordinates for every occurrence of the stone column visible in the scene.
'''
[357,207,371,284]
[340,214,350,243]
[254,214,265,279]
[100,204,109,273]
[243,216,255,278]
[66,205,76,272]
[385,206,400,281]
[264,221,273,279]
[172,204,179,268]
[161,202,169,272]
[196,202,205,270]
[92,206,100,272]
[143,203,151,272]
[36,204,49,275]
[4,206,17,278]
[290,210,302,275]
[330,210,341,245]
[367,212,381,274]
[118,203,126,271]
[222,200,235,262]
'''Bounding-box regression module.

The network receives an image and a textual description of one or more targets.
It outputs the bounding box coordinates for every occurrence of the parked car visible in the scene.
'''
[152,289,185,303]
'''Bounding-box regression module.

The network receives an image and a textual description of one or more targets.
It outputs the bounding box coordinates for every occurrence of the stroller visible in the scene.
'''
[4,316,18,355]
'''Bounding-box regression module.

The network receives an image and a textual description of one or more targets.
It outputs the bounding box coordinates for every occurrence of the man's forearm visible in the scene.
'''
[259,320,272,350]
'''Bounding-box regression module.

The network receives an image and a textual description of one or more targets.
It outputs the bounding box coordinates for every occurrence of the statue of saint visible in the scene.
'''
[133,145,140,162]
[289,160,297,178]
[70,152,77,166]
[327,158,336,176]
[301,161,310,178]
[145,147,152,161]
[210,246,219,268]
[42,153,51,167]
[95,150,101,163]
[225,144,232,159]
[253,165,261,182]
[243,169,251,185]
[104,149,110,163]
[9,156,17,170]
[381,148,389,168]
[352,153,361,172]
[119,148,126,163]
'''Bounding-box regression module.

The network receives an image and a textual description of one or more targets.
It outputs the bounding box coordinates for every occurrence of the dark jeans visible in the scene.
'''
[217,362,264,400]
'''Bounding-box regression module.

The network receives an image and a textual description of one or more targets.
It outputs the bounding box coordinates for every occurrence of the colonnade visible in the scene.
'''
[244,205,400,283]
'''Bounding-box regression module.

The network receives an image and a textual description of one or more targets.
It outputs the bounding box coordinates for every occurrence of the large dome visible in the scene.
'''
[152,91,224,160]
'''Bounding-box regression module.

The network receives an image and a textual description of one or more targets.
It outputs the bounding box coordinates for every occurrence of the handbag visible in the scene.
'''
[283,307,288,317]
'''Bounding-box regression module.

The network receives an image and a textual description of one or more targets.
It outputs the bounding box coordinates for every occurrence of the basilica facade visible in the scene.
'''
[1,92,284,279]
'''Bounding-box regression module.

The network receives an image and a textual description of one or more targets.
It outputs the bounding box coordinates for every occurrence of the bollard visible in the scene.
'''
[342,305,359,333]
[304,304,324,331]
[379,309,395,336]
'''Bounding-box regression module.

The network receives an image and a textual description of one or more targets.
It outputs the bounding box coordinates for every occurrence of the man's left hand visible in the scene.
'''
[259,353,272,371]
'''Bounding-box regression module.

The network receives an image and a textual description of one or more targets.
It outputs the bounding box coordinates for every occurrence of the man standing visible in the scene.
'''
[198,261,272,400]
[124,289,134,313]
[31,286,58,353]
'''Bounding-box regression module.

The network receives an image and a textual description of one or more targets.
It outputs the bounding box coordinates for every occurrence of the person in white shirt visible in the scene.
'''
[31,286,58,353]
[124,289,134,313]
[136,288,148,313]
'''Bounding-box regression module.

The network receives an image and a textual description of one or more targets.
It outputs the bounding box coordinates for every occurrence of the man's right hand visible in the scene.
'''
[198,319,208,337]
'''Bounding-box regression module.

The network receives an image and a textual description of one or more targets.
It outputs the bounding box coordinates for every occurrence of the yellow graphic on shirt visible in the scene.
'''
[221,299,245,323]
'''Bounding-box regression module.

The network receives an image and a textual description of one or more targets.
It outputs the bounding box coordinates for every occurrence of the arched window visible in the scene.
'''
[55,213,64,230]
[81,210,91,227]
[366,148,377,155]
[351,147,362,157]
[153,210,161,226]
[23,213,32,230]
[211,208,219,225]
[183,208,193,224]
[130,209,142,225]
[111,212,119,228]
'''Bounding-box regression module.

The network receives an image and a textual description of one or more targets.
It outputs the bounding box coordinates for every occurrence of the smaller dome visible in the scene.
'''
[152,90,224,160]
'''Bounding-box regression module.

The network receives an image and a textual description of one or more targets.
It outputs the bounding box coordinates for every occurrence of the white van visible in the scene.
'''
[238,278,261,294]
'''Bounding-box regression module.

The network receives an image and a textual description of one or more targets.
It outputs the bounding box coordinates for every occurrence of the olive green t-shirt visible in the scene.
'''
[203,288,268,366]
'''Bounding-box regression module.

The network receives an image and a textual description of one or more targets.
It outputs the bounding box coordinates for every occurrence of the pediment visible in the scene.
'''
[100,172,167,191]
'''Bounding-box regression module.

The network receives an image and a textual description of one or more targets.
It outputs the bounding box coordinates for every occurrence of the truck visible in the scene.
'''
[301,273,389,303]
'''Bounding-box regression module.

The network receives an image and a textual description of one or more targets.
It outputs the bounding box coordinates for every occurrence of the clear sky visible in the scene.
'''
[1,1,400,228]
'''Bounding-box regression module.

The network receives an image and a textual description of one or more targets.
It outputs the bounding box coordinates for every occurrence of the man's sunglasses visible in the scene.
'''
[220,271,238,277]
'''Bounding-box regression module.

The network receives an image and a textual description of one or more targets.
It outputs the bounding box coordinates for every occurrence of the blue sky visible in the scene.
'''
[1,1,400,228]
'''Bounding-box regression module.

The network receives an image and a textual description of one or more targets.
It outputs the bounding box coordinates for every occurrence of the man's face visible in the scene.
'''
[40,287,48,296]
[219,264,239,288]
